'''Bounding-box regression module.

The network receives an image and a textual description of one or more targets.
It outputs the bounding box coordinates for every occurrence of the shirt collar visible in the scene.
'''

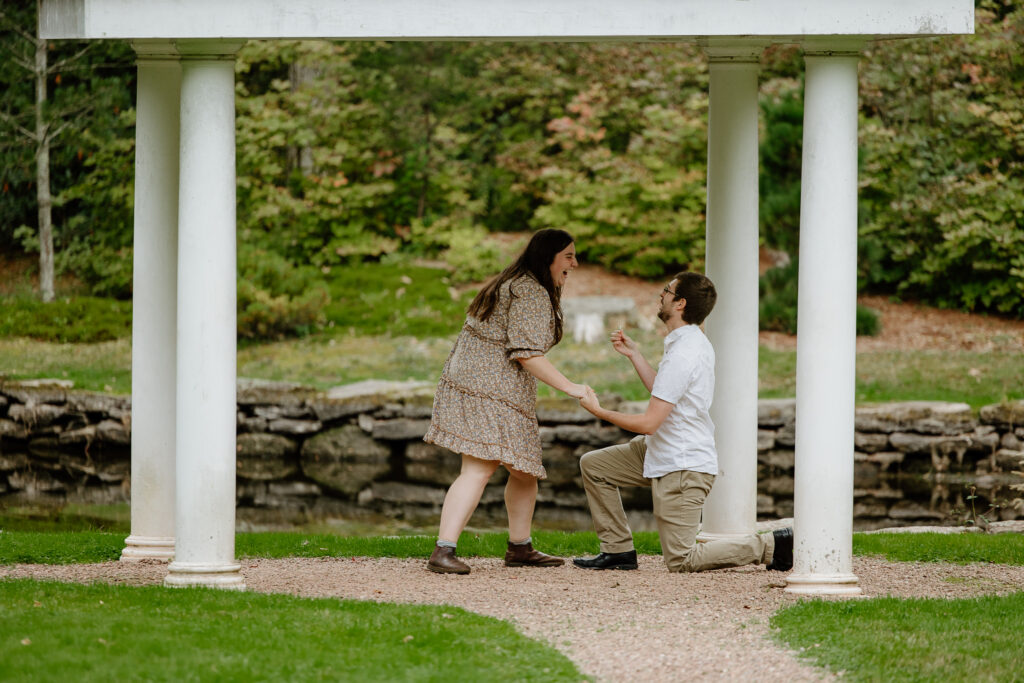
[663,323,696,349]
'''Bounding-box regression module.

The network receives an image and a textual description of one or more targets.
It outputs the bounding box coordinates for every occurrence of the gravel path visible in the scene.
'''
[6,556,1024,682]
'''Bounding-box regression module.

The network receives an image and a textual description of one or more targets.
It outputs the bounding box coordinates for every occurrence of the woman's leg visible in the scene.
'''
[437,454,501,543]
[504,465,539,542]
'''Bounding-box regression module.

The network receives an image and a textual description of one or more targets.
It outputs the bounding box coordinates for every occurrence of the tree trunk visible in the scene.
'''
[35,32,55,303]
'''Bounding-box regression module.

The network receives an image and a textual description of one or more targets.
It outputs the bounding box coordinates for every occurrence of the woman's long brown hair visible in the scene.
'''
[466,229,574,344]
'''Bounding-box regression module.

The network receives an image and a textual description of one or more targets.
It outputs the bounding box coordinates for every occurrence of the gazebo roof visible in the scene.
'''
[40,0,973,42]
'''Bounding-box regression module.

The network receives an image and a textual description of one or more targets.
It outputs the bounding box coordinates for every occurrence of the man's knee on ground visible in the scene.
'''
[663,549,700,573]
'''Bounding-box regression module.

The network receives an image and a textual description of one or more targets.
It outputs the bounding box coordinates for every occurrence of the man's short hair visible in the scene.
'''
[671,272,717,325]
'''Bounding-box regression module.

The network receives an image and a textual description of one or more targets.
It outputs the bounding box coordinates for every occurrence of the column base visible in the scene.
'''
[784,572,862,596]
[120,535,175,562]
[164,561,246,590]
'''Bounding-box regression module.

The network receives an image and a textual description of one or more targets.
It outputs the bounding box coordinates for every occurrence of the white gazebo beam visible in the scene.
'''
[785,39,864,596]
[121,40,180,563]
[700,41,763,540]
[163,39,247,590]
[39,0,973,41]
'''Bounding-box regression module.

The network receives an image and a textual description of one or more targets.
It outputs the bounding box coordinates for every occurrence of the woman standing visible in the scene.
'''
[424,229,588,574]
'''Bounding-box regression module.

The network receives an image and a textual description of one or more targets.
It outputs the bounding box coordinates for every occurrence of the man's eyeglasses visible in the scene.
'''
[662,286,677,297]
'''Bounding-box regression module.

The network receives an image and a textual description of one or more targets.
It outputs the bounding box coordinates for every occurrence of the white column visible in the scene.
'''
[786,43,863,596]
[700,45,762,539]
[122,42,180,563]
[164,40,246,590]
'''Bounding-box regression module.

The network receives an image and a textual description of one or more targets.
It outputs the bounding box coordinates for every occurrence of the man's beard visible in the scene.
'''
[657,308,670,322]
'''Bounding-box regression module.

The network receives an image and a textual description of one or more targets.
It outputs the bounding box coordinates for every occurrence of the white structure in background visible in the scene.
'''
[39,0,973,595]
[563,296,640,344]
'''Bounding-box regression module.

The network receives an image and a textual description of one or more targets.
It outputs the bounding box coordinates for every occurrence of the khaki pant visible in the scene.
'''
[580,435,775,573]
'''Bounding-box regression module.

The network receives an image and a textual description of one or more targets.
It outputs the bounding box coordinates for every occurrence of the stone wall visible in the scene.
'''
[2,379,1023,531]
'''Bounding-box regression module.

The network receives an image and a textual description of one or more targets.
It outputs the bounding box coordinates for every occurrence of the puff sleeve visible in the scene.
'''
[506,277,555,360]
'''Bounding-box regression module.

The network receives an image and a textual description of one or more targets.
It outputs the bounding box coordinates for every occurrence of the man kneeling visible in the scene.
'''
[575,272,792,573]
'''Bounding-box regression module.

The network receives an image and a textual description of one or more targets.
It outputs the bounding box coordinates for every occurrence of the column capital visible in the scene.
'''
[132,39,180,64]
[702,39,765,64]
[801,38,864,58]
[174,39,247,60]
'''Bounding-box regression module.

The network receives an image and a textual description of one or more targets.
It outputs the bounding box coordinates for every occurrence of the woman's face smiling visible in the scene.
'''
[549,243,578,287]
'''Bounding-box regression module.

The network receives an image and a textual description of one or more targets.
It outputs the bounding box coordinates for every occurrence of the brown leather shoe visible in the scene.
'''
[504,541,565,568]
[427,545,470,575]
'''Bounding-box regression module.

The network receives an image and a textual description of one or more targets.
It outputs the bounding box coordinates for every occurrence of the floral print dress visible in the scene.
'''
[423,274,556,478]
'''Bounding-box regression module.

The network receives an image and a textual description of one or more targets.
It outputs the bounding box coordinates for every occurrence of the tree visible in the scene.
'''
[0,1,133,301]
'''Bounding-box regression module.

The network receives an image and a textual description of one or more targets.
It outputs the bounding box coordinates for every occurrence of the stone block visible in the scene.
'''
[1001,432,1022,450]
[537,397,600,424]
[854,432,889,453]
[889,432,972,456]
[864,451,905,472]
[757,494,775,515]
[968,427,1001,453]
[552,425,624,446]
[774,421,796,448]
[267,418,323,435]
[96,419,131,445]
[979,400,1024,429]
[236,433,300,480]
[0,453,29,470]
[854,460,881,488]
[372,418,431,441]
[537,483,588,507]
[236,378,317,406]
[760,449,794,471]
[855,401,976,435]
[301,425,391,495]
[773,498,794,518]
[542,444,581,486]
[757,399,795,427]
[375,398,435,420]
[994,449,1024,470]
[761,476,793,495]
[0,419,29,440]
[238,415,269,433]
[268,481,322,497]
[8,403,66,428]
[2,383,70,405]
[757,430,775,452]
[371,481,446,506]
[65,392,130,417]
[254,404,314,420]
[404,442,461,485]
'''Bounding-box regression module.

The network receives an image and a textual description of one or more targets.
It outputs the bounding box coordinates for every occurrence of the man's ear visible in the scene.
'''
[676,298,687,315]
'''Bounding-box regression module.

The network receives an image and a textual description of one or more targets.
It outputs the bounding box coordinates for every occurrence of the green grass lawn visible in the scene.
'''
[0,579,583,682]
[3,530,1023,681]
[3,333,1022,408]
[771,592,1024,682]
[3,529,1022,567]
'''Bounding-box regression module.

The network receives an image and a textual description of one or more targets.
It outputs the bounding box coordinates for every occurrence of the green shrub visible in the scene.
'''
[760,261,881,336]
[0,296,131,342]
[237,245,330,340]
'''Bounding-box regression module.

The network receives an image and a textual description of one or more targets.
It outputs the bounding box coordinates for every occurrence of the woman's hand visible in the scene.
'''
[610,329,638,358]
[565,383,592,399]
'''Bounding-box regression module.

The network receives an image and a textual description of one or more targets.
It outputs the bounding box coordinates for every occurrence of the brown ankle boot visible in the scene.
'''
[427,545,470,575]
[504,541,564,568]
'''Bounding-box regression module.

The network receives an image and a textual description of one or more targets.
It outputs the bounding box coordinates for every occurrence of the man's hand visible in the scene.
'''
[579,386,601,413]
[610,329,638,358]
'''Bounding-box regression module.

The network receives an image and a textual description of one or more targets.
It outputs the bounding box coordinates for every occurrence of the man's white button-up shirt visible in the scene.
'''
[644,324,717,478]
